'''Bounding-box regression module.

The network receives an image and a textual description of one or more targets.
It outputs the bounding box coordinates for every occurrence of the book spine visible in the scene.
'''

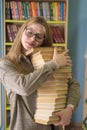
[42,2,47,19]
[39,2,43,16]
[10,1,16,20]
[45,2,50,20]
[52,2,56,21]
[23,2,28,20]
[5,1,11,19]
[49,2,53,20]
[56,26,64,43]
[31,2,38,17]
[21,1,25,20]
[17,1,23,20]
[25,1,30,19]
[50,26,59,43]
[14,1,20,20]
[37,2,40,16]
[54,2,58,21]
[28,2,32,17]
[64,2,66,20]
[60,1,64,20]
[6,24,13,42]
[57,2,60,20]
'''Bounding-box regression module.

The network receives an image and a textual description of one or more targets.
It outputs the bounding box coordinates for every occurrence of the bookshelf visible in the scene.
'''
[4,0,69,129]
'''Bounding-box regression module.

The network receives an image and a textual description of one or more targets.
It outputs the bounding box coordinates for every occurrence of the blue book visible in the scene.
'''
[60,2,64,20]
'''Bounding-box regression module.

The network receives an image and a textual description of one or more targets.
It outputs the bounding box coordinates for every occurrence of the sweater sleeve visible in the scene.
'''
[67,77,81,109]
[0,59,57,96]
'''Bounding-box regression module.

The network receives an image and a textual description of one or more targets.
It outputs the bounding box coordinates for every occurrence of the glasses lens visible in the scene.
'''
[25,29,33,37]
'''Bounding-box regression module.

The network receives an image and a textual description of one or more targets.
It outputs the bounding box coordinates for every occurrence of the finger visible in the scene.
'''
[63,49,69,55]
[54,121,63,126]
[66,63,72,67]
[53,47,57,55]
[66,55,71,59]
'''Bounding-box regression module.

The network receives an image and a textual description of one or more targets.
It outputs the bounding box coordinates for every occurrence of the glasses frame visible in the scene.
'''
[25,27,45,42]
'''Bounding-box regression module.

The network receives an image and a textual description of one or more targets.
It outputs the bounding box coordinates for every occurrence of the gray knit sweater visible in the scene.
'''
[0,55,81,130]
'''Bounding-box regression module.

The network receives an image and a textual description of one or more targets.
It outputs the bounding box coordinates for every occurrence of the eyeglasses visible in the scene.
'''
[25,28,45,42]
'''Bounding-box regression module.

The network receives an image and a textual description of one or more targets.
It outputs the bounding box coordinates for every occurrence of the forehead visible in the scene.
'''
[27,23,46,33]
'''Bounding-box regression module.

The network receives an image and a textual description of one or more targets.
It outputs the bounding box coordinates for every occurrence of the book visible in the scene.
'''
[49,2,53,20]
[54,2,58,20]
[42,2,47,19]
[17,1,23,20]
[31,2,38,17]
[45,2,50,20]
[39,2,43,16]
[34,115,60,125]
[36,102,66,110]
[34,109,63,117]
[50,26,58,43]
[50,25,64,43]
[37,89,68,94]
[6,24,13,42]
[5,1,11,19]
[10,1,16,20]
[14,1,20,20]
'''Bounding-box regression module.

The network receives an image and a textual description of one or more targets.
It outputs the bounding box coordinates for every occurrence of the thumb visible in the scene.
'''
[53,47,58,59]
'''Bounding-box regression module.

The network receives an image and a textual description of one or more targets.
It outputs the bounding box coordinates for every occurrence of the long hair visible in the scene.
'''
[6,17,53,65]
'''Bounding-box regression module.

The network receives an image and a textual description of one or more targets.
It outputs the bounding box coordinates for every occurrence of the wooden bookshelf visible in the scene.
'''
[4,0,69,129]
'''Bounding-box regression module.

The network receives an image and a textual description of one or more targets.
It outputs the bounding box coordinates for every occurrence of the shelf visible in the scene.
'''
[5,19,66,24]
[6,105,10,111]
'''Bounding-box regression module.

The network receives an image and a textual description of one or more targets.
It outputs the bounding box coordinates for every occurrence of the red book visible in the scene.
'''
[50,26,58,43]
[6,24,13,42]
[56,26,64,43]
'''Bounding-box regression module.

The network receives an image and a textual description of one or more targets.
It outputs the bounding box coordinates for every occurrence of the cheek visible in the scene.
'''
[21,34,26,46]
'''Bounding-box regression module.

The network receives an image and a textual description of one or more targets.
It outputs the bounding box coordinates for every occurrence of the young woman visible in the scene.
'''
[0,17,81,130]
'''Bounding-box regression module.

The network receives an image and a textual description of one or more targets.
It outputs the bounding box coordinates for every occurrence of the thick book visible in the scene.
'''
[36,97,67,103]
[36,102,66,110]
[34,115,60,125]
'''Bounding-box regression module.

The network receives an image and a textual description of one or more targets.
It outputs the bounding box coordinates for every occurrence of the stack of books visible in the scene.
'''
[30,47,72,125]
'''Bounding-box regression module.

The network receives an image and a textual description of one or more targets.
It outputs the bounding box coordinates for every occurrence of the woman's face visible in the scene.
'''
[21,23,46,51]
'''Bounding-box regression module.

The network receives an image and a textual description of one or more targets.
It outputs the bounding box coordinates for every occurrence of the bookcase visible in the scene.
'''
[4,0,69,129]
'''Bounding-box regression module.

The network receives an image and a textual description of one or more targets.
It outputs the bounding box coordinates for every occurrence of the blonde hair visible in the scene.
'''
[6,17,53,65]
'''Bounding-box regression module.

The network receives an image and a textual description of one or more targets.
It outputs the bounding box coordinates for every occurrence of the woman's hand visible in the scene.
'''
[53,47,72,68]
[53,106,73,126]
